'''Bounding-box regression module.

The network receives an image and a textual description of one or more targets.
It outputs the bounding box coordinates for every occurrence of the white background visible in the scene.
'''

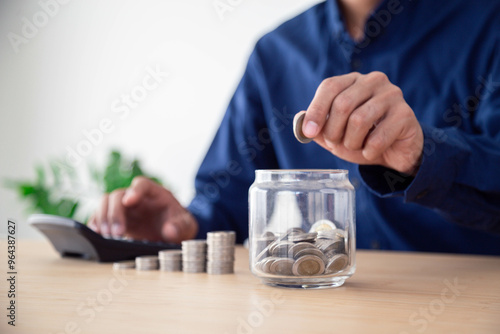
[0,0,322,238]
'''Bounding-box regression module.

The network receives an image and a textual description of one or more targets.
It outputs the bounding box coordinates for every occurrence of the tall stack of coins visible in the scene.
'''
[254,221,349,277]
[182,240,207,273]
[206,231,236,274]
[135,256,159,271]
[158,250,182,272]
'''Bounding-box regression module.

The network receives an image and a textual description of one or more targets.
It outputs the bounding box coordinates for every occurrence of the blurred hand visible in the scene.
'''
[88,176,198,243]
[301,71,423,175]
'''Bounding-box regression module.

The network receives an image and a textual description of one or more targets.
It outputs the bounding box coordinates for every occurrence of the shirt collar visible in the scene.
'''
[325,0,392,42]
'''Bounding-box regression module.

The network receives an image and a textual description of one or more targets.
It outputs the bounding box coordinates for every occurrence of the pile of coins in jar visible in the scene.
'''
[253,220,349,276]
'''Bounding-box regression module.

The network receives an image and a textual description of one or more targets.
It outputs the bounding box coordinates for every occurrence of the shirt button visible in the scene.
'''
[351,58,362,71]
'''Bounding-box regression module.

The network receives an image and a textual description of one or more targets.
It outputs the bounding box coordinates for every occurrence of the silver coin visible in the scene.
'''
[158,250,182,258]
[207,254,235,262]
[293,110,313,144]
[292,255,325,276]
[113,260,135,270]
[288,242,316,258]
[288,232,317,243]
[207,267,234,275]
[285,227,305,236]
[269,258,294,275]
[261,231,276,239]
[270,241,294,257]
[309,219,337,232]
[293,247,327,264]
[316,238,344,254]
[325,254,349,273]
[135,256,159,270]
[260,257,278,273]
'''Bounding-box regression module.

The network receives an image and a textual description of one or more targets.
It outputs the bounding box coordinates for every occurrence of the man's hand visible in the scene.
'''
[88,176,198,243]
[300,71,423,175]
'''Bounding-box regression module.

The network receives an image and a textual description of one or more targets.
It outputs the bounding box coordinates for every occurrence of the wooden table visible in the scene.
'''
[1,241,499,334]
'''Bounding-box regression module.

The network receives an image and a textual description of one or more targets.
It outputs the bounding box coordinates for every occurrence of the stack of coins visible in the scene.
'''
[135,256,159,271]
[182,240,207,273]
[158,250,183,272]
[206,231,236,274]
[113,260,135,270]
[254,221,349,277]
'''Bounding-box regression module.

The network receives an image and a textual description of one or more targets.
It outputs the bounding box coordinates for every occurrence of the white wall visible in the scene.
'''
[0,0,323,238]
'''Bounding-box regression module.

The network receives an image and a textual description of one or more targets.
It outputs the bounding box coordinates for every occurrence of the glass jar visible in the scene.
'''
[249,169,355,289]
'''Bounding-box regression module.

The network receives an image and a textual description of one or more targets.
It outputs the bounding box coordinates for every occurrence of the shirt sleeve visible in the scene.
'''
[187,45,279,243]
[359,46,500,234]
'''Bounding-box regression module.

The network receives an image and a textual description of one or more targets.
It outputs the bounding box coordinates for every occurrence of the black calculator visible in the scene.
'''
[29,214,180,262]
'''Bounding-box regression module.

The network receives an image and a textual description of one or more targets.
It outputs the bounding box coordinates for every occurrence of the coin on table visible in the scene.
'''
[135,256,159,271]
[325,254,348,273]
[113,260,136,270]
[310,219,337,233]
[158,250,182,272]
[293,110,313,144]
[292,254,325,276]
[269,258,295,275]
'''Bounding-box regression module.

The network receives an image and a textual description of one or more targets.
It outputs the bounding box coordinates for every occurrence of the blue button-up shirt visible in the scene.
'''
[188,0,500,254]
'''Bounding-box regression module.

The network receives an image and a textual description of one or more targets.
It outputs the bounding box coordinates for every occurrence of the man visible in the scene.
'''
[89,0,500,254]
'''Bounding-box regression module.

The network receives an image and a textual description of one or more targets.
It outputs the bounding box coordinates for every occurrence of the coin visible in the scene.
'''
[260,257,278,273]
[292,255,325,276]
[270,241,294,257]
[182,240,207,273]
[269,258,294,275]
[325,254,348,273]
[293,110,313,144]
[113,260,135,270]
[287,242,316,258]
[288,232,317,243]
[309,219,337,232]
[135,256,159,271]
[293,247,327,263]
[206,231,236,275]
[316,230,340,240]
[158,250,182,272]
[316,238,344,255]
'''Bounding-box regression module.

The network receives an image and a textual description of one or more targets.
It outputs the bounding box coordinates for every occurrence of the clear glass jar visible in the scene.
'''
[249,169,355,289]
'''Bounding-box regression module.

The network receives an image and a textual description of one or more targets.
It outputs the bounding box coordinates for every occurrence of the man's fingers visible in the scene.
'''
[161,212,198,244]
[107,190,126,237]
[340,93,392,151]
[96,194,110,235]
[303,73,358,138]
[87,215,98,233]
[362,112,406,161]
[322,81,375,146]
[123,176,164,206]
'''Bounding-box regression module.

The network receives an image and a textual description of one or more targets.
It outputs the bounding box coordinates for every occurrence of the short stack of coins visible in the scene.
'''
[113,260,135,270]
[254,221,348,277]
[135,255,159,271]
[206,231,236,274]
[182,240,207,273]
[158,250,183,272]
